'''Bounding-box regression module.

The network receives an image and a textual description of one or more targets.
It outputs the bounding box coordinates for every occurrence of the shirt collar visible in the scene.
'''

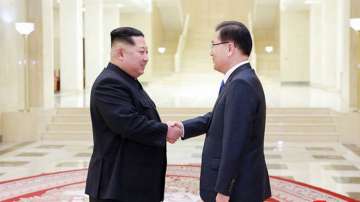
[223,60,249,84]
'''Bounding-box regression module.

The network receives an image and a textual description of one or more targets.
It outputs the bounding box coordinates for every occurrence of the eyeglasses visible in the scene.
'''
[210,41,229,49]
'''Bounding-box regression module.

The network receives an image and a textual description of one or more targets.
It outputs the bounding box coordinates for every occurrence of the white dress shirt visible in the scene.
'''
[223,60,249,84]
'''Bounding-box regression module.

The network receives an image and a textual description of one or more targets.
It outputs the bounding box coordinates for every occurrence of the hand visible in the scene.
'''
[216,193,229,202]
[166,122,181,144]
[168,121,184,139]
[171,121,184,132]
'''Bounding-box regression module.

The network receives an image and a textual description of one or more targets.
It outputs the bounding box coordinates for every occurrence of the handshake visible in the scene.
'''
[166,121,183,144]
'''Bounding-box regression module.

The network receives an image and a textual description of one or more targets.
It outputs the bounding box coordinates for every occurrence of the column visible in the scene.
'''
[26,0,55,109]
[0,0,27,111]
[309,3,322,87]
[59,0,83,92]
[84,0,103,88]
[338,0,352,111]
[321,0,338,89]
[41,0,55,108]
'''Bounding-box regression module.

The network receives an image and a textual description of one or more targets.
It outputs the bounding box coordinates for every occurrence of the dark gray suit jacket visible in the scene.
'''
[183,63,271,202]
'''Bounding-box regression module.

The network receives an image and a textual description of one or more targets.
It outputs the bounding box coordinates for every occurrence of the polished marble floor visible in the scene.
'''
[0,139,359,200]
[54,71,343,110]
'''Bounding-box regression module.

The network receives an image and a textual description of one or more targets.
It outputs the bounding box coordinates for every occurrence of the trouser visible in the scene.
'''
[89,196,123,202]
[89,196,162,202]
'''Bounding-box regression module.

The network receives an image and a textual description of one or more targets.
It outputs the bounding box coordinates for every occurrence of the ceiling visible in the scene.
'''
[53,0,183,34]
[253,0,279,29]
[53,0,151,13]
[102,0,151,13]
[253,0,315,30]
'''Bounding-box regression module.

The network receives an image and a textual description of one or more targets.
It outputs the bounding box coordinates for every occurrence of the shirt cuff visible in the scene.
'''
[180,122,185,138]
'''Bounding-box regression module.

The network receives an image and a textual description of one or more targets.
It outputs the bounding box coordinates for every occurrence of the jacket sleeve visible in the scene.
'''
[182,112,212,139]
[94,78,168,147]
[215,80,258,195]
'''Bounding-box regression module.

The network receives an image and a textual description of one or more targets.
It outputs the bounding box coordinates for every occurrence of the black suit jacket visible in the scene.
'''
[183,63,271,202]
[85,63,168,202]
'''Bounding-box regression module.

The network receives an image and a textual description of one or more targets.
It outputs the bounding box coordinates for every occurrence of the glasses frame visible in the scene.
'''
[210,41,230,49]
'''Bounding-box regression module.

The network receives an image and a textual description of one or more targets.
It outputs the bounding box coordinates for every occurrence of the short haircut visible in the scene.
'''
[110,27,144,47]
[215,21,252,56]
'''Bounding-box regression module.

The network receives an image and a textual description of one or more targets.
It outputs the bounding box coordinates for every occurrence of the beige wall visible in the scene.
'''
[151,3,170,75]
[358,76,360,110]
[280,10,309,83]
[352,0,360,110]
[2,109,55,142]
[337,112,360,145]
[120,4,179,78]
[350,30,359,110]
[351,0,360,110]
[152,2,180,75]
[358,34,360,109]
[179,0,253,72]
[182,0,251,33]
[0,113,2,139]
[254,28,280,77]
[358,69,360,110]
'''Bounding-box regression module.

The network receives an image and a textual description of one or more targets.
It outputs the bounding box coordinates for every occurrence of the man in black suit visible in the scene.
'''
[85,27,181,202]
[170,21,271,202]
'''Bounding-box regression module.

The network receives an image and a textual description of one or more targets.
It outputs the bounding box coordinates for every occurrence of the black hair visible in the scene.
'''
[216,21,252,56]
[110,27,144,46]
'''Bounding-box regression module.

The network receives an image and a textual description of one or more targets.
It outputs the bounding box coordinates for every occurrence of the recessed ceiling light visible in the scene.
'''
[265,46,274,53]
[158,47,166,54]
[275,140,284,151]
[304,0,320,4]
[116,3,124,8]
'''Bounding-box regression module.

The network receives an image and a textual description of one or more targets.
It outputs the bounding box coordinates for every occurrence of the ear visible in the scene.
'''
[117,47,125,61]
[227,43,234,57]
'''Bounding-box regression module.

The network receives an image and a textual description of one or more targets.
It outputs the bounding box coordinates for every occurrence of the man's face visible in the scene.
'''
[123,36,149,78]
[210,31,229,73]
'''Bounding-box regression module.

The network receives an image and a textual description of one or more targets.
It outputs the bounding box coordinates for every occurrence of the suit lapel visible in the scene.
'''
[213,63,251,109]
[213,86,227,108]
[108,63,162,121]
[136,81,162,121]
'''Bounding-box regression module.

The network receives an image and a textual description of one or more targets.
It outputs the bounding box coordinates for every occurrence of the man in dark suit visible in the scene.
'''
[170,21,272,202]
[85,27,181,202]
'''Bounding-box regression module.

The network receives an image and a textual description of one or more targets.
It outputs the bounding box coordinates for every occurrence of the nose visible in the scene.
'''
[144,53,149,62]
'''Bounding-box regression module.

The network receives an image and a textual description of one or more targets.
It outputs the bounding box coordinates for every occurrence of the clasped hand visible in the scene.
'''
[166,121,183,144]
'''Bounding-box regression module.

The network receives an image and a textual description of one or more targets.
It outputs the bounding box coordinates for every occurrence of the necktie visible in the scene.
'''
[219,80,225,95]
